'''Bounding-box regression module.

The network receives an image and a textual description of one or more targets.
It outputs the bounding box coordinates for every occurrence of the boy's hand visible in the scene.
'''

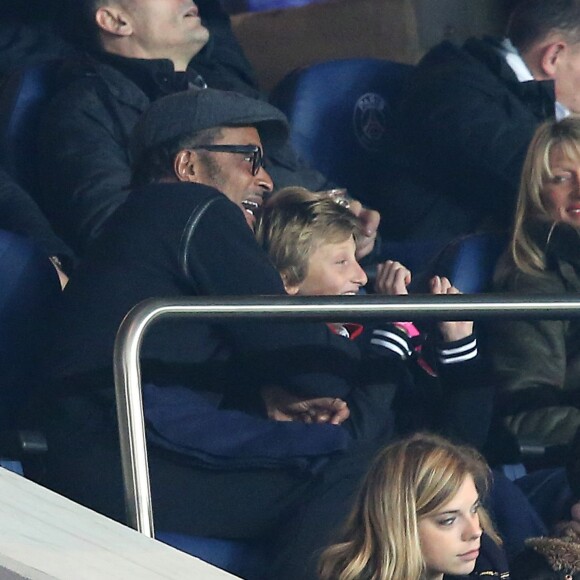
[261,385,350,425]
[374,260,411,295]
[430,275,474,341]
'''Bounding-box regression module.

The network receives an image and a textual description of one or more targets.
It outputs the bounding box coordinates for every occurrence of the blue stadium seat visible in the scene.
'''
[270,57,413,207]
[364,233,507,295]
[156,532,269,579]
[422,232,508,294]
[223,0,325,12]
[247,0,325,8]
[429,232,508,293]
[0,60,61,192]
[0,63,64,473]
[0,229,61,473]
[0,229,60,427]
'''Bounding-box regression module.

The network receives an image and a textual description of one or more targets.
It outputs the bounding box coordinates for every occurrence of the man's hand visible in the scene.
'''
[348,199,380,260]
[49,256,69,289]
[323,190,380,260]
[261,385,350,425]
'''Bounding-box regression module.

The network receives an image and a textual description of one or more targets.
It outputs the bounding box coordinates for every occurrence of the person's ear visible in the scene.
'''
[539,40,567,78]
[95,6,133,37]
[282,272,301,295]
[174,150,197,182]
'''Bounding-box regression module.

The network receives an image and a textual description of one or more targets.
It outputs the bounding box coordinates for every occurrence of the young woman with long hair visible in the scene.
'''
[318,433,507,580]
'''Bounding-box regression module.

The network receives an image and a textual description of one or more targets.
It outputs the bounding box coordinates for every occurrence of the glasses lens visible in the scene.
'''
[252,148,263,176]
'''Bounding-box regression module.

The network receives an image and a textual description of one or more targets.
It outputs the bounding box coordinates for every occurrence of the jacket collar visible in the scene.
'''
[530,220,580,261]
[84,36,215,111]
[528,220,580,289]
[464,36,556,119]
[96,51,206,101]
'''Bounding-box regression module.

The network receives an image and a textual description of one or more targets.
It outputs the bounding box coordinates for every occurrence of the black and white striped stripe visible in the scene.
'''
[369,327,414,360]
[437,335,478,365]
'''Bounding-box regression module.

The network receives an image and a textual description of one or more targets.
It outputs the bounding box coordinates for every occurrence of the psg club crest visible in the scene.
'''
[353,93,389,151]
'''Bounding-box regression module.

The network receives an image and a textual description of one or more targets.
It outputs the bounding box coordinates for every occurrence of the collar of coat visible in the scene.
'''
[529,221,580,265]
[463,36,556,119]
[94,49,208,101]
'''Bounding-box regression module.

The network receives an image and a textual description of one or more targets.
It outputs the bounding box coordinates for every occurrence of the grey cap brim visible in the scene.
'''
[130,88,289,163]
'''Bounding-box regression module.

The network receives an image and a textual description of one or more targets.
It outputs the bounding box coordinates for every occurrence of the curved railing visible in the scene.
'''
[113,293,580,536]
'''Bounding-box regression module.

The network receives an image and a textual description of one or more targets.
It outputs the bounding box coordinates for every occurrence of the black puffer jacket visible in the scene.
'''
[381,36,555,243]
[37,47,328,255]
[489,222,580,451]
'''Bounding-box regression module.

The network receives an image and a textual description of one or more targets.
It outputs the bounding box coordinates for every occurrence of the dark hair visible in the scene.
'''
[131,127,223,187]
[59,0,103,52]
[510,548,560,579]
[507,0,580,53]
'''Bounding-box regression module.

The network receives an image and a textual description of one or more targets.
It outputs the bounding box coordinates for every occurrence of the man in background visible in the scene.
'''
[381,0,580,244]
[37,0,378,257]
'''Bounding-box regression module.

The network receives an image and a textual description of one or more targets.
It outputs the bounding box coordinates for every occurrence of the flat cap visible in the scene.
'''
[130,88,289,163]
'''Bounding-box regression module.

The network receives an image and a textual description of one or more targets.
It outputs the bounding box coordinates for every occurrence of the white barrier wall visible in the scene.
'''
[0,468,238,580]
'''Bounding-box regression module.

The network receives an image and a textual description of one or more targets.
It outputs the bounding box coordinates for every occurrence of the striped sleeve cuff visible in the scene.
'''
[436,335,478,365]
[369,326,414,360]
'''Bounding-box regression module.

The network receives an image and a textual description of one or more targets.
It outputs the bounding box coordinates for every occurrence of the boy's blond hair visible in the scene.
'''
[255,187,362,287]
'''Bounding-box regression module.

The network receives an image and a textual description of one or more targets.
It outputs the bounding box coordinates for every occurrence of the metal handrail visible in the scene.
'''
[113,293,580,536]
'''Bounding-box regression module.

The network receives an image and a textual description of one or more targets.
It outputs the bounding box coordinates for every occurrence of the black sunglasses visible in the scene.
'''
[189,144,264,176]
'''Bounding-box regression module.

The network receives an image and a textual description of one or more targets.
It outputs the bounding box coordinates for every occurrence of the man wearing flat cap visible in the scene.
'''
[41,89,391,580]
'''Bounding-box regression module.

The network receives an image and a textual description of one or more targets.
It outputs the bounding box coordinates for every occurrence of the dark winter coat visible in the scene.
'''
[380,36,555,243]
[489,222,580,451]
[37,49,328,255]
[46,181,363,469]
[0,167,72,268]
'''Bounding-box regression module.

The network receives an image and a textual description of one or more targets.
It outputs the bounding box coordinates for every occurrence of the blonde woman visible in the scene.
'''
[489,116,580,455]
[318,433,508,580]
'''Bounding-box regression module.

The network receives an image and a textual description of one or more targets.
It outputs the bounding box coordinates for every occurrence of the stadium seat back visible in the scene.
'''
[0,230,61,474]
[430,232,509,294]
[0,61,61,193]
[0,229,61,427]
[270,58,413,206]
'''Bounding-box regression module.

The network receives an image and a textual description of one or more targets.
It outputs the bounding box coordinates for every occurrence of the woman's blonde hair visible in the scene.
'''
[499,115,580,281]
[255,187,361,287]
[318,433,499,580]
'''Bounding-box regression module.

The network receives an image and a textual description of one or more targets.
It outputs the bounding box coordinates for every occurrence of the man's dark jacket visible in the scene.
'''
[0,167,72,267]
[47,181,359,469]
[38,42,328,255]
[380,36,556,243]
